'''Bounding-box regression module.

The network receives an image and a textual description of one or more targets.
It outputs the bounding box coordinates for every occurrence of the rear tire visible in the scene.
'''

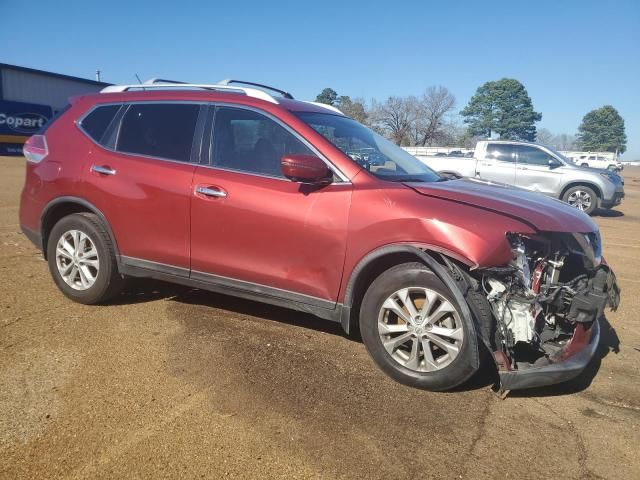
[562,185,598,215]
[359,262,479,391]
[47,213,124,304]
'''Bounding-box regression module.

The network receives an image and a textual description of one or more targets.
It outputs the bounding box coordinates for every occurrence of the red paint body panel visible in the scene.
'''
[19,101,92,231]
[191,167,352,301]
[407,178,598,233]
[82,151,195,268]
[336,177,537,302]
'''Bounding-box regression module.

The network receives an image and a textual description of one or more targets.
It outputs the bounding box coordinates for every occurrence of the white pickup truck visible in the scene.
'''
[412,140,625,215]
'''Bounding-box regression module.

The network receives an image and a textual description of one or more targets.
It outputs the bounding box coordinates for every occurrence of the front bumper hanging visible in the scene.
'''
[499,319,600,391]
[497,265,619,392]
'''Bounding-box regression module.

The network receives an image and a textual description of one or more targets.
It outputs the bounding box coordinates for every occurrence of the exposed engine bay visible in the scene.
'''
[476,231,620,378]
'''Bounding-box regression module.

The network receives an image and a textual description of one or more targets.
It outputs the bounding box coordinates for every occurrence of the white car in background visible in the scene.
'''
[573,154,623,171]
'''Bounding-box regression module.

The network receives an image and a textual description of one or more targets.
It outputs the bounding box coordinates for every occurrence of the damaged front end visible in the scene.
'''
[476,231,620,392]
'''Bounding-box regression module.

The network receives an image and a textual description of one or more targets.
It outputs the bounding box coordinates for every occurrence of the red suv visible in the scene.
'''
[20,79,620,392]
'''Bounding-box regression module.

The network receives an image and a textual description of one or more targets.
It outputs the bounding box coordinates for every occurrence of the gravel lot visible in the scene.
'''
[1,156,639,479]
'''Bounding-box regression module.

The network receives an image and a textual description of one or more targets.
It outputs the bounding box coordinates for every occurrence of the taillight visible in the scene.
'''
[23,135,49,163]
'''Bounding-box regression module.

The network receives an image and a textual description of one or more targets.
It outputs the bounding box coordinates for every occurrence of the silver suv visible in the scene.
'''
[415,140,625,215]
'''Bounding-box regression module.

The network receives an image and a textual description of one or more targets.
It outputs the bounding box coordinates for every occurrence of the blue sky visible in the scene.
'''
[3,0,639,157]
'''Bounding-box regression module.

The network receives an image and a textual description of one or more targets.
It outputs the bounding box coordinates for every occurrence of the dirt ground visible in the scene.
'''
[1,156,638,479]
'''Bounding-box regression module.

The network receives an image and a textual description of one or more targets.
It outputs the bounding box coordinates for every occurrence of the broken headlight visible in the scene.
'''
[570,231,602,268]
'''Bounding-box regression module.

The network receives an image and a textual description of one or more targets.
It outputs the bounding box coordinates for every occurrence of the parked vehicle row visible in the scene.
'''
[571,154,623,172]
[20,79,620,393]
[433,150,474,158]
[413,140,625,215]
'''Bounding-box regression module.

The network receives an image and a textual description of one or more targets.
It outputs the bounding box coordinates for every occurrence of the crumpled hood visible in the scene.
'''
[406,178,598,233]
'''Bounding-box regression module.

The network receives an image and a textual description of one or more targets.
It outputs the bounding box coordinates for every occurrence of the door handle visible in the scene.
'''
[480,162,493,166]
[195,186,227,198]
[517,166,529,170]
[90,165,117,176]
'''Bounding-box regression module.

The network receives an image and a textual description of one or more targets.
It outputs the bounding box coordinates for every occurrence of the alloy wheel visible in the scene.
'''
[567,190,592,211]
[377,287,464,372]
[55,229,100,291]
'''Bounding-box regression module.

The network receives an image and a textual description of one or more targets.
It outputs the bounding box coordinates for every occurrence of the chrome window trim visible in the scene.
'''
[75,100,351,183]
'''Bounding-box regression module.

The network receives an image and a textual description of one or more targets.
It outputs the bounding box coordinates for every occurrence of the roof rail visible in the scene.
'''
[100,78,345,115]
[144,78,187,85]
[217,79,294,99]
[100,79,279,104]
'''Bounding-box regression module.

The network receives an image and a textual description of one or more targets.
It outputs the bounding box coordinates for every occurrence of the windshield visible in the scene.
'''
[295,112,441,182]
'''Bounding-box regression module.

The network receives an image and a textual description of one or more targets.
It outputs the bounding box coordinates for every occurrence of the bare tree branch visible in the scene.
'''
[415,86,456,146]
[370,96,419,145]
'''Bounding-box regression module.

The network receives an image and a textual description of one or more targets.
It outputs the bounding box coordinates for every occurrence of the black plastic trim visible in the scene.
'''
[191,269,335,310]
[20,225,42,249]
[119,257,342,323]
[120,256,189,278]
[499,320,600,391]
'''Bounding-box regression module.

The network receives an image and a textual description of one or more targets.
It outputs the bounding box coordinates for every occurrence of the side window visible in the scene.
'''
[517,146,553,166]
[116,103,200,162]
[485,144,516,162]
[80,105,120,143]
[212,107,313,178]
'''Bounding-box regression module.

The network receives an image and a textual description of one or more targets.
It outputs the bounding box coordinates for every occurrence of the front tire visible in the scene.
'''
[359,262,479,391]
[47,213,124,304]
[562,185,598,215]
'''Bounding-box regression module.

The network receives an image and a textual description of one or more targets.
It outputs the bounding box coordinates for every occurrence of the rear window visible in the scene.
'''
[116,103,200,162]
[80,105,120,143]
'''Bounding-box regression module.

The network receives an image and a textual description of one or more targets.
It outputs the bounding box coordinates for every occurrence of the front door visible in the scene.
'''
[514,145,564,196]
[190,106,352,305]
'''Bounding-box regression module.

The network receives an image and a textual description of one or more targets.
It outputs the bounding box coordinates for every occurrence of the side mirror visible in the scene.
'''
[548,159,561,169]
[281,154,332,185]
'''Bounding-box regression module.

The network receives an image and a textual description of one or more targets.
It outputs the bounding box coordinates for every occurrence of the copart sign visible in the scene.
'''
[0,100,53,136]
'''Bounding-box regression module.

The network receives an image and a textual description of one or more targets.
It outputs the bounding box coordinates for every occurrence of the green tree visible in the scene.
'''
[461,78,542,141]
[576,105,627,153]
[337,95,368,124]
[315,88,338,105]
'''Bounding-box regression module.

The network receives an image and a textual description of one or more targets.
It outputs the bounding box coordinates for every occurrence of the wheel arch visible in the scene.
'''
[559,181,602,203]
[339,244,475,336]
[40,197,120,266]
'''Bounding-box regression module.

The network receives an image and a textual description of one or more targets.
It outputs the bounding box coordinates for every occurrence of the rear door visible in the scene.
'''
[475,143,516,184]
[514,145,563,196]
[81,102,204,272]
[190,105,352,305]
